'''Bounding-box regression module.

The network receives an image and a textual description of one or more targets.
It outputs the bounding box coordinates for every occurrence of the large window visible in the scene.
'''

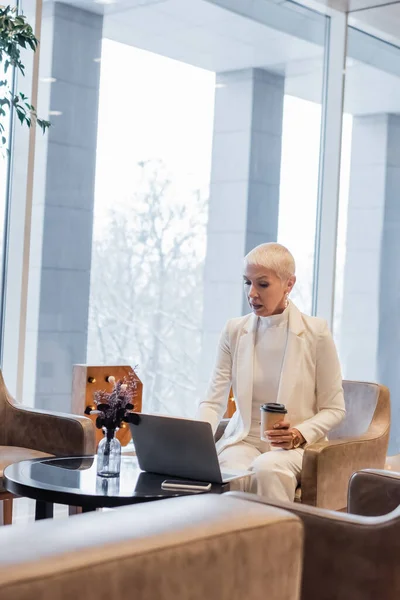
[87,42,215,416]
[334,14,400,454]
[332,112,352,347]
[0,0,330,417]
[10,0,400,449]
[278,95,324,314]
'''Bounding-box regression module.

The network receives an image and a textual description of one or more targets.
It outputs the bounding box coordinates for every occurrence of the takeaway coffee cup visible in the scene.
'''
[260,403,287,442]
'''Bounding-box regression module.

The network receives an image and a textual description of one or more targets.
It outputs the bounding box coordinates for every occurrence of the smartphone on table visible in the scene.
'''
[161,479,212,492]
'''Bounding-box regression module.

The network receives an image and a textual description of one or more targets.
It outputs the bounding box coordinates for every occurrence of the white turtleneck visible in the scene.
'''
[244,306,289,450]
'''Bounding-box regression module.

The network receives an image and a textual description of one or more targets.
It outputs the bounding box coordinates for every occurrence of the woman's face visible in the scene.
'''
[243,263,295,317]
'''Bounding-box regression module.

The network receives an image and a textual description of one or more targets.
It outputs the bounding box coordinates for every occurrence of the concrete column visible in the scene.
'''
[198,68,284,399]
[25,2,103,411]
[340,113,400,453]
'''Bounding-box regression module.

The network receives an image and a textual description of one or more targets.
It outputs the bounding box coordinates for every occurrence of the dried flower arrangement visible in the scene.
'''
[85,374,139,436]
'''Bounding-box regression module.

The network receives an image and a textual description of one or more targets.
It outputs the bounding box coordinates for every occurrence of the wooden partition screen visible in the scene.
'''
[72,365,143,447]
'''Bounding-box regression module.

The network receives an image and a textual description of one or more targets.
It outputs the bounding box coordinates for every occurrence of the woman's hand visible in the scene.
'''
[265,422,305,449]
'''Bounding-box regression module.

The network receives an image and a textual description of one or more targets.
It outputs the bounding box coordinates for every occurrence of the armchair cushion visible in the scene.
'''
[328,380,380,439]
[0,447,52,492]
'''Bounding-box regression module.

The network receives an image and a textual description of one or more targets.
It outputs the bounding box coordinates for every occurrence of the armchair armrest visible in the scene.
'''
[6,404,96,456]
[228,491,400,600]
[301,430,390,510]
[348,469,400,516]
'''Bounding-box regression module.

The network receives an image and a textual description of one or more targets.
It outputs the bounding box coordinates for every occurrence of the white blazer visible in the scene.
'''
[197,301,346,454]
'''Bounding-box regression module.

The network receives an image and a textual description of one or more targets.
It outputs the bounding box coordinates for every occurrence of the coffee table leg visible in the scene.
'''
[35,501,54,520]
[81,506,96,513]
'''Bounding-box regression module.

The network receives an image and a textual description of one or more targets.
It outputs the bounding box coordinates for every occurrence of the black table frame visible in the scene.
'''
[4,457,228,519]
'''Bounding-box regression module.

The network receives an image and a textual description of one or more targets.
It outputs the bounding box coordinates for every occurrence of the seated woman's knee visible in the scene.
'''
[251,451,285,474]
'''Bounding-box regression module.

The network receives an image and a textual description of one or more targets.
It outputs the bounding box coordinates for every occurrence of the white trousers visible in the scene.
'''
[219,441,303,503]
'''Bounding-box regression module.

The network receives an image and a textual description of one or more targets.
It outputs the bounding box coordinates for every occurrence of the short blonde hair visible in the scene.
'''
[244,243,295,281]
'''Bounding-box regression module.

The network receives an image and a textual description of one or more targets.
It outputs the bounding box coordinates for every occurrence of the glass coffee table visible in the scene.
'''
[4,455,227,519]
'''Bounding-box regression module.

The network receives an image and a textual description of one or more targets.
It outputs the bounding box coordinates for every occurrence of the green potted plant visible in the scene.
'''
[0,5,50,150]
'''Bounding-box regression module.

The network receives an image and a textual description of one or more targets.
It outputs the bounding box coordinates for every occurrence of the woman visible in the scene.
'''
[197,242,345,503]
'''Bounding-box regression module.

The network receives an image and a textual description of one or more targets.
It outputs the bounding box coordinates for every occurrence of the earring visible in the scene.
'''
[284,293,289,309]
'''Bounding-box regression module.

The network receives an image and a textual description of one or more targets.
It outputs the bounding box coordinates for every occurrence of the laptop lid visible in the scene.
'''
[129,414,224,483]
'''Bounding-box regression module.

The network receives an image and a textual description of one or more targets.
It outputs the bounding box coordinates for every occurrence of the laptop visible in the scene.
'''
[129,413,251,484]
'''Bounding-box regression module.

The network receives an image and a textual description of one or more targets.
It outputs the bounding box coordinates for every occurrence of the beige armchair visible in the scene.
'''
[216,380,390,510]
[0,494,303,600]
[0,371,95,524]
[230,468,400,600]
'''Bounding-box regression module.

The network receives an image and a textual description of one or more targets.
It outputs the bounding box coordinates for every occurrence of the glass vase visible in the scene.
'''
[97,428,121,477]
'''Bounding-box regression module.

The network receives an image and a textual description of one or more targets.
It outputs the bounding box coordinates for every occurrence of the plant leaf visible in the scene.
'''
[0,6,50,139]
[16,108,25,124]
